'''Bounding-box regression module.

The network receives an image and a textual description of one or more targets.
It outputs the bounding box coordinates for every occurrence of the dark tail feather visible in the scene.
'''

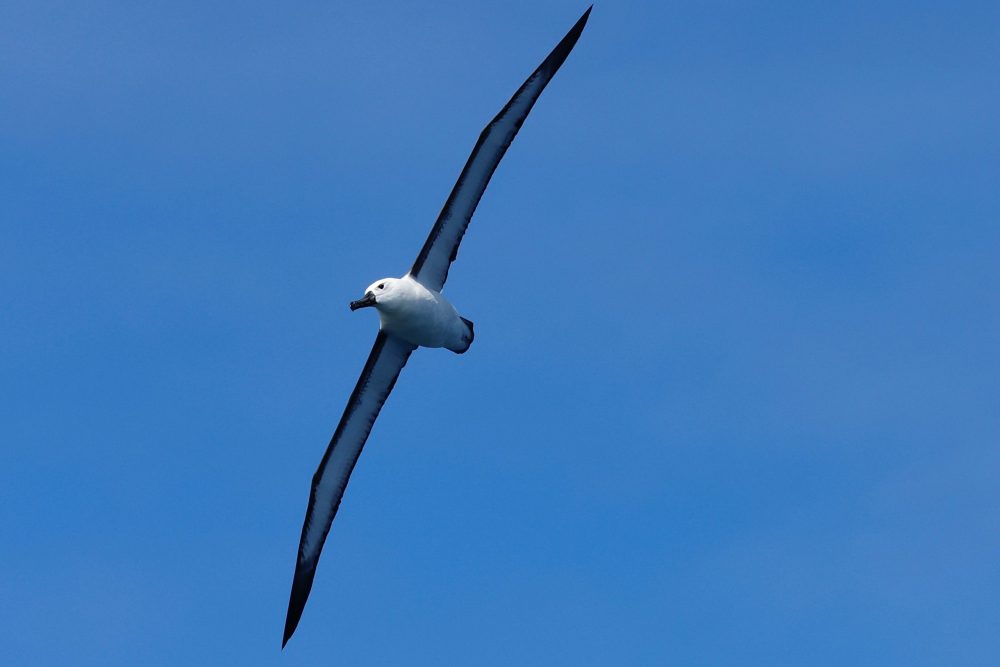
[456,317,475,354]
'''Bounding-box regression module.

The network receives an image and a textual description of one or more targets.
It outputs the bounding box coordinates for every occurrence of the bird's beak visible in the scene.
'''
[349,292,377,311]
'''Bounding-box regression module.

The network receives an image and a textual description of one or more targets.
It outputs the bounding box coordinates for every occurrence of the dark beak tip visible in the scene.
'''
[349,293,377,311]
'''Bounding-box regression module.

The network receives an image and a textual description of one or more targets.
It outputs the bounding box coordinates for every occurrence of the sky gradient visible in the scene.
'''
[3,1,999,664]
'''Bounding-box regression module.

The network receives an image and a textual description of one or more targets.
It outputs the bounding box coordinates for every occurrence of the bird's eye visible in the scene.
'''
[378,283,385,289]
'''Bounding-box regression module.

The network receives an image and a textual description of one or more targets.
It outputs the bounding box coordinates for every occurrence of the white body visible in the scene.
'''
[365,275,472,353]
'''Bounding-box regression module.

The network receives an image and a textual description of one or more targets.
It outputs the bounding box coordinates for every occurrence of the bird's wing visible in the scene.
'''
[408,7,591,292]
[283,331,415,647]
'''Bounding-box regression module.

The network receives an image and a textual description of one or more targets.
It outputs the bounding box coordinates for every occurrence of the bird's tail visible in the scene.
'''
[453,317,474,354]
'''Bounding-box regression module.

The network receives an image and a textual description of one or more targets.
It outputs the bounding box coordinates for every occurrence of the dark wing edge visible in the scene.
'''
[282,331,415,648]
[409,6,592,292]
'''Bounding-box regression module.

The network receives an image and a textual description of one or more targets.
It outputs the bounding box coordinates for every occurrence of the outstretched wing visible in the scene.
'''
[283,332,415,647]
[409,7,591,292]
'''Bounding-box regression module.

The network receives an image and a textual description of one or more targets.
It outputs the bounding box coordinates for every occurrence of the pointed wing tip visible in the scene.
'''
[570,5,592,36]
[282,602,302,649]
[282,604,300,649]
[544,5,593,74]
[282,563,315,649]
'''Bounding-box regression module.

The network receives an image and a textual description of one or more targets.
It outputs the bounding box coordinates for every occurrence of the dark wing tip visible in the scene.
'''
[542,6,592,74]
[282,562,317,648]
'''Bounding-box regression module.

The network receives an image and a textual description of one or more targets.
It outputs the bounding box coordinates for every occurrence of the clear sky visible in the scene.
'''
[3,1,999,664]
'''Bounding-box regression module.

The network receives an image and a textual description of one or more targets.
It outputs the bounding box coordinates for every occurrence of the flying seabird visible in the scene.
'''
[283,7,591,646]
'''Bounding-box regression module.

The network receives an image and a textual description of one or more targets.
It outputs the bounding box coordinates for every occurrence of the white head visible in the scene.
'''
[349,277,404,312]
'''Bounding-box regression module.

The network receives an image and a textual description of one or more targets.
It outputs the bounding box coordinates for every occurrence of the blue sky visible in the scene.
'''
[2,1,999,664]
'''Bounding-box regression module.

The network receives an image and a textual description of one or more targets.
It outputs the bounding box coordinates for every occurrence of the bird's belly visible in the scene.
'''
[383,312,446,347]
[379,300,460,349]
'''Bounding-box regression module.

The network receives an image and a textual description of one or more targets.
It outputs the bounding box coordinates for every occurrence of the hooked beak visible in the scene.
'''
[349,292,377,311]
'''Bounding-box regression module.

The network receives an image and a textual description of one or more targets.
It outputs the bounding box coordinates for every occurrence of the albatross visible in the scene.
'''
[283,7,591,646]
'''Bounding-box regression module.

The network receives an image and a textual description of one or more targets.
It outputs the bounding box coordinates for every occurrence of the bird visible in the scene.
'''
[282,7,591,647]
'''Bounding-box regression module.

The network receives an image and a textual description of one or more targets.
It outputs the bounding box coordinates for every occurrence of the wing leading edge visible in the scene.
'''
[409,7,591,292]
[283,332,415,647]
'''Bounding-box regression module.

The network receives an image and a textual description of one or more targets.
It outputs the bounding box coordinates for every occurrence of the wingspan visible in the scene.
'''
[283,332,415,647]
[409,7,591,292]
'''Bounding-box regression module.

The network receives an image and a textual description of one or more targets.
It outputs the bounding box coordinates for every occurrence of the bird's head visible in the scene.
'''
[349,278,402,311]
